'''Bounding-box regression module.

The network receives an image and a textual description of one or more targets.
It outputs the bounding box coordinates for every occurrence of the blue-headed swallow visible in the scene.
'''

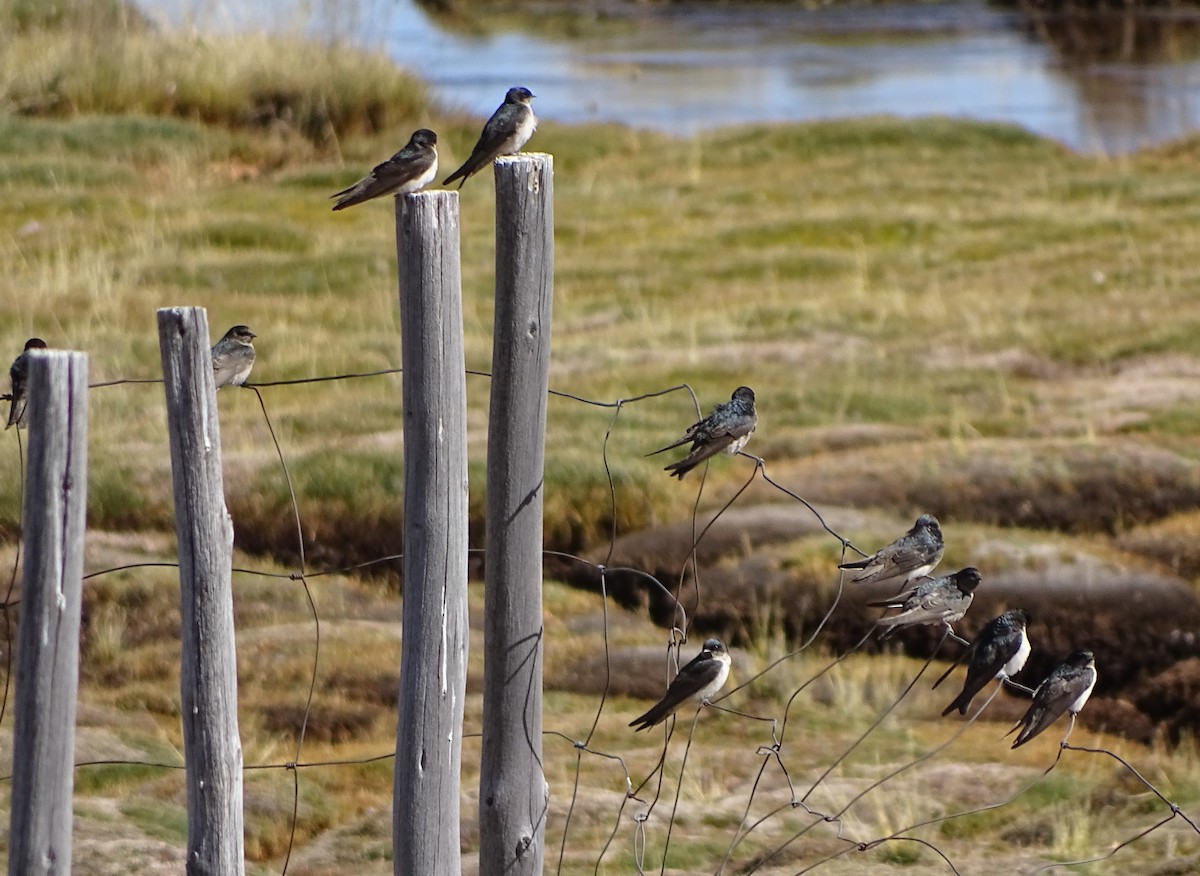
[442,87,536,188]
[649,386,756,480]
[839,514,944,588]
[331,129,438,210]
[630,638,731,731]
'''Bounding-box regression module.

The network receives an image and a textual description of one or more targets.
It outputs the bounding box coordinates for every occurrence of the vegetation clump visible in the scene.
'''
[0,0,433,147]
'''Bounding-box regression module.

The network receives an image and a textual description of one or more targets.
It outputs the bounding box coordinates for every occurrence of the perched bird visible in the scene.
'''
[6,338,47,429]
[936,608,1032,716]
[629,638,731,731]
[211,325,257,390]
[648,386,757,480]
[442,87,537,189]
[869,566,981,640]
[1008,649,1097,749]
[838,514,944,588]
[330,129,439,211]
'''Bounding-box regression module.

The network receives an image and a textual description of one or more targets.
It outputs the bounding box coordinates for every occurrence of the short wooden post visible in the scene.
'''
[393,191,470,876]
[7,351,88,876]
[479,153,554,876]
[157,307,245,876]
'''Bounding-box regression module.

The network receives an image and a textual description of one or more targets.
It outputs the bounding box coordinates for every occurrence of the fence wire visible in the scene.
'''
[0,366,1197,875]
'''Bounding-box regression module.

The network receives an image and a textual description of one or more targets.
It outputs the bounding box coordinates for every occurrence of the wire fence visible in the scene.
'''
[1,363,1198,875]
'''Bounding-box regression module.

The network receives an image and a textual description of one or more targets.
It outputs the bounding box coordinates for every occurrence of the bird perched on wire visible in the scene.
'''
[330,129,439,211]
[838,514,944,589]
[442,87,537,189]
[935,608,1032,716]
[648,386,757,480]
[1008,649,1097,749]
[6,338,47,429]
[211,325,257,390]
[629,638,731,731]
[869,566,981,640]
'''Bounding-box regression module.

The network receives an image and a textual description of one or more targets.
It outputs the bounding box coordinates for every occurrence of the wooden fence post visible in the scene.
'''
[7,351,88,876]
[157,307,245,876]
[479,153,554,876]
[393,191,470,876]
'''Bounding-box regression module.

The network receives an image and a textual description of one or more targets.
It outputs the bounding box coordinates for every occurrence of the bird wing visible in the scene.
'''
[1009,666,1092,748]
[647,424,703,456]
[867,583,921,609]
[707,408,755,442]
[212,346,253,389]
[443,104,529,186]
[877,585,967,632]
[848,542,929,583]
[629,652,724,730]
[941,633,1011,716]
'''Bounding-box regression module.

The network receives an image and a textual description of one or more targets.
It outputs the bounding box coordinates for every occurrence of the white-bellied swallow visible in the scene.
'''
[869,566,981,639]
[442,87,536,189]
[211,325,256,390]
[1008,649,1097,749]
[839,514,944,588]
[331,128,439,211]
[648,386,756,480]
[629,638,731,731]
[936,608,1032,716]
[6,338,47,430]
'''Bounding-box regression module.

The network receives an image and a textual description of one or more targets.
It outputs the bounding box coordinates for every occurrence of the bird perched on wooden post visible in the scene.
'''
[442,87,537,189]
[211,325,256,390]
[6,338,48,429]
[330,129,439,211]
[648,386,757,479]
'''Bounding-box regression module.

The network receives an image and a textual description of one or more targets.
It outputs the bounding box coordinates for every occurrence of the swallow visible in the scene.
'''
[211,325,256,390]
[936,608,1032,716]
[648,386,757,480]
[869,566,981,640]
[6,338,47,430]
[442,87,537,189]
[629,638,731,731]
[330,129,439,211]
[1008,649,1097,749]
[838,514,944,588]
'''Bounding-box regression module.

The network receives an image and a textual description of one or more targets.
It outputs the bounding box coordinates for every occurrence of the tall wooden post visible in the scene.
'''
[479,154,554,876]
[157,307,245,876]
[7,351,88,876]
[393,191,470,876]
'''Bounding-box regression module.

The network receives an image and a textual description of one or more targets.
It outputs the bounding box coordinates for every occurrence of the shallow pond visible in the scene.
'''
[148,0,1200,153]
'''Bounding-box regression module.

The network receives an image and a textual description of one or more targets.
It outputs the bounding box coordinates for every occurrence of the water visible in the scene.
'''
[146,0,1200,154]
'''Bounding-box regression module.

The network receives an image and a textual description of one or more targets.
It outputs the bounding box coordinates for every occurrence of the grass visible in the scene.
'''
[5,550,1199,872]
[4,105,1200,552]
[4,0,1200,871]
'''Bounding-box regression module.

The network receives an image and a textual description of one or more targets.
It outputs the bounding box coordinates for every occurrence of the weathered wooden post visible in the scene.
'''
[393,191,470,876]
[479,153,554,876]
[157,307,245,876]
[7,351,88,876]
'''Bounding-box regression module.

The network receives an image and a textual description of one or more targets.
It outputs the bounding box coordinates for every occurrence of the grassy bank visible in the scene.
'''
[0,0,434,151]
[5,109,1200,558]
